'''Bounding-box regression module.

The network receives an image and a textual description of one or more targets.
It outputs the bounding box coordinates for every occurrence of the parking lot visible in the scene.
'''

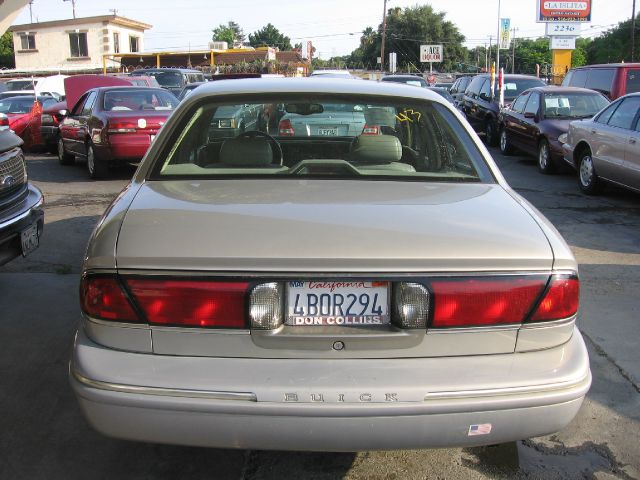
[1,148,639,479]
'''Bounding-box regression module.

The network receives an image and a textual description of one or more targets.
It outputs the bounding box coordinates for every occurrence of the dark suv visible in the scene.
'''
[449,76,473,107]
[0,128,44,265]
[461,74,545,145]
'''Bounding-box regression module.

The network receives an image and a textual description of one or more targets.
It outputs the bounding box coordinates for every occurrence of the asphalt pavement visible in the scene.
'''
[0,150,638,479]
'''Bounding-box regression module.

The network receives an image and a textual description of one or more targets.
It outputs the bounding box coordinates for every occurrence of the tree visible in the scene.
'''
[249,24,292,50]
[212,21,245,47]
[586,15,639,64]
[0,32,15,69]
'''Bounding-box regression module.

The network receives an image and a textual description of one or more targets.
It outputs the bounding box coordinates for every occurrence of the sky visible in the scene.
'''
[13,0,636,59]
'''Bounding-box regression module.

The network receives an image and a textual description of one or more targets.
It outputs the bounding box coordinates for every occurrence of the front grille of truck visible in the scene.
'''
[0,148,27,201]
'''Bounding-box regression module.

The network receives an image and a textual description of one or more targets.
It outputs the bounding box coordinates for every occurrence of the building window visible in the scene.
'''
[19,33,36,50]
[129,35,139,53]
[113,32,120,53]
[69,32,88,57]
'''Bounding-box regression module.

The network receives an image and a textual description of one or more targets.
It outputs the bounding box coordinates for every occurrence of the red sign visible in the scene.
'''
[537,1,592,22]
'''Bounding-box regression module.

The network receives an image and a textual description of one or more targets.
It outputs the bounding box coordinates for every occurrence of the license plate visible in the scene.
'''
[20,223,39,257]
[317,128,338,136]
[286,281,389,326]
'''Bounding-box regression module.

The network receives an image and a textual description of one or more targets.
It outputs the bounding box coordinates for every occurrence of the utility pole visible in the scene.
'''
[488,36,492,71]
[29,1,34,23]
[511,27,517,73]
[63,0,76,19]
[496,0,501,73]
[380,0,388,72]
[632,0,637,62]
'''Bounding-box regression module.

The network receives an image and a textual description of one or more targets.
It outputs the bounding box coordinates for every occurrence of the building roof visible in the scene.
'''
[9,15,152,32]
[214,51,269,65]
[276,51,305,63]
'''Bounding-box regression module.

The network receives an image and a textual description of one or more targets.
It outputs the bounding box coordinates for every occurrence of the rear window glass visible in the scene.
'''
[153,96,491,183]
[103,89,178,111]
[625,69,640,94]
[585,69,615,95]
[568,70,588,88]
[0,97,35,113]
[139,71,184,88]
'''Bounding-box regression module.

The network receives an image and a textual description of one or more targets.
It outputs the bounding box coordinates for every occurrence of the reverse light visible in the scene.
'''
[278,119,295,136]
[393,282,429,329]
[431,276,547,328]
[126,279,249,328]
[530,275,579,322]
[80,276,141,322]
[249,282,283,330]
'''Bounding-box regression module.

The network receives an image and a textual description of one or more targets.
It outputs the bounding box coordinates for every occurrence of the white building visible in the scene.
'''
[8,15,152,73]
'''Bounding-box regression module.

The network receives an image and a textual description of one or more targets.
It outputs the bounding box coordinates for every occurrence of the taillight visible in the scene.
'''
[126,279,250,328]
[393,282,430,328]
[431,276,547,328]
[362,124,380,135]
[530,275,579,322]
[80,276,141,322]
[0,114,9,127]
[278,119,294,136]
[107,120,137,133]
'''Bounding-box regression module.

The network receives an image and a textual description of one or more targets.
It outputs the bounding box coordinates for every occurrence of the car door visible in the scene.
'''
[74,90,98,157]
[592,96,640,181]
[461,77,485,129]
[59,92,89,155]
[624,117,640,190]
[503,91,530,150]
[520,92,542,154]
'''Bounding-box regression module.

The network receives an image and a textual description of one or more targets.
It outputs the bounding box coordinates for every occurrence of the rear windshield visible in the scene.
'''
[500,79,545,100]
[153,96,491,183]
[543,92,610,119]
[139,71,184,88]
[103,90,178,111]
[626,69,640,94]
[0,97,35,113]
[4,80,34,91]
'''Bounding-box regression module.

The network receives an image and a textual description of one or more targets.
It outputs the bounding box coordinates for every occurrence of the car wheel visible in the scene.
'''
[86,143,108,179]
[57,138,74,165]
[578,149,604,195]
[485,119,498,147]
[499,128,513,155]
[537,138,556,174]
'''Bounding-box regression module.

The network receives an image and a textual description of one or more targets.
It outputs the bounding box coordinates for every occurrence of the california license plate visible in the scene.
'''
[317,127,338,136]
[286,281,390,326]
[20,223,39,257]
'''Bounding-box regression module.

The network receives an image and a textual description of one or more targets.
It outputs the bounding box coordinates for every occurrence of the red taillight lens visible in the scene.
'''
[278,119,294,136]
[0,115,9,127]
[80,276,141,322]
[431,276,547,328]
[362,124,380,135]
[107,120,137,133]
[530,275,579,322]
[126,279,250,328]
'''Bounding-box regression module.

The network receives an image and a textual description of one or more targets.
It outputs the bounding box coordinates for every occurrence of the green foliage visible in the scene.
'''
[212,21,245,47]
[573,38,590,67]
[586,15,639,63]
[0,32,15,69]
[345,5,467,71]
[249,23,292,50]
[513,38,551,75]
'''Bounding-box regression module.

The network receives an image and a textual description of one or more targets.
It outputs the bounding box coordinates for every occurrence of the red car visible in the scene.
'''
[58,85,178,178]
[0,95,58,150]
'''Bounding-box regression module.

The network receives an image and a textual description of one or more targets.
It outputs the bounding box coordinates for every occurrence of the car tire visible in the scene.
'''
[57,138,74,165]
[537,138,556,174]
[86,143,108,179]
[499,128,514,155]
[485,119,498,147]
[578,148,604,195]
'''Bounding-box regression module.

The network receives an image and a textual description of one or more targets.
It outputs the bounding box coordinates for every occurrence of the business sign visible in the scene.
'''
[499,18,511,49]
[545,22,582,35]
[550,36,577,49]
[420,45,443,63]
[537,1,592,22]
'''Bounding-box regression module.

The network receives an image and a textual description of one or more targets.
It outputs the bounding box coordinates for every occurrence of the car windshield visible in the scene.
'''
[154,96,488,182]
[0,97,35,114]
[544,93,610,119]
[141,71,183,88]
[103,90,178,111]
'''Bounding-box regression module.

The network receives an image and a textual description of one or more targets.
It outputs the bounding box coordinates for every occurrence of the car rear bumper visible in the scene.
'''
[0,184,44,265]
[70,327,591,451]
[101,134,153,161]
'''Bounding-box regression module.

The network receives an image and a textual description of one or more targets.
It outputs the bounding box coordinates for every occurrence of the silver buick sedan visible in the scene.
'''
[70,78,590,451]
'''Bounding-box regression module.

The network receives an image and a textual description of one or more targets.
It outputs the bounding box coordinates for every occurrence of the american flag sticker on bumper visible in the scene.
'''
[468,423,492,436]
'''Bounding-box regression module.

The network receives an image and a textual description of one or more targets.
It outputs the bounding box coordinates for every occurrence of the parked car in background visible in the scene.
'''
[561,63,640,100]
[70,78,589,451]
[278,102,366,137]
[462,74,545,145]
[2,78,37,92]
[561,92,640,194]
[0,128,44,266]
[309,69,354,78]
[499,87,610,173]
[177,81,205,101]
[130,68,205,97]
[0,95,59,150]
[450,76,473,107]
[40,100,67,154]
[426,86,455,104]
[380,74,428,88]
[434,82,453,90]
[58,86,178,178]
[113,75,160,88]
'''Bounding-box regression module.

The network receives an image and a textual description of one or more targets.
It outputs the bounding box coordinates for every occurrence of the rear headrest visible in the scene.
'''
[350,134,403,164]
[219,137,273,167]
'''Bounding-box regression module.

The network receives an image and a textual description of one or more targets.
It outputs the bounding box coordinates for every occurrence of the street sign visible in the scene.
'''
[550,36,577,49]
[545,22,582,36]
[499,18,511,49]
[536,0,592,22]
[420,45,443,63]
